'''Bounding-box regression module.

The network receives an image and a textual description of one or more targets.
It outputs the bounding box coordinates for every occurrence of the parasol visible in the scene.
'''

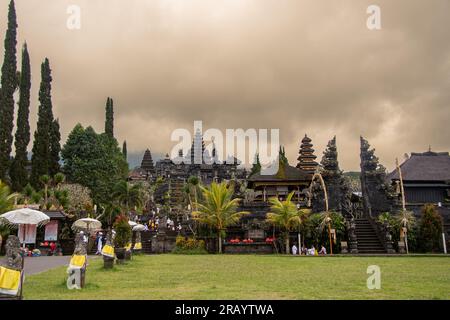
[72,218,102,233]
[132,224,145,232]
[128,221,137,227]
[0,208,50,248]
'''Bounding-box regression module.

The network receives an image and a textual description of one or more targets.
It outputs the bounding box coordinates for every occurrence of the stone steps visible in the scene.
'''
[354,218,386,254]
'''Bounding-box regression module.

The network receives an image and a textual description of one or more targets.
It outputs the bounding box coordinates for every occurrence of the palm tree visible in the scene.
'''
[192,182,248,253]
[39,175,51,208]
[0,181,18,250]
[266,191,310,254]
[0,180,18,214]
[113,181,144,214]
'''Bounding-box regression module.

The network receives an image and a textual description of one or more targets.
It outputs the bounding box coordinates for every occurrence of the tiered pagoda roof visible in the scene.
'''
[296,134,319,174]
[140,149,155,173]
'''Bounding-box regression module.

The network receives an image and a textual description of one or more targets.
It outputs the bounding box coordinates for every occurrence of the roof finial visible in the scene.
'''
[428,145,432,152]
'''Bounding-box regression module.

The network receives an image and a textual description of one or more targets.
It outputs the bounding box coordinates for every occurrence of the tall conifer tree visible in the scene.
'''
[49,118,61,176]
[122,140,127,160]
[105,97,114,138]
[0,0,18,181]
[10,43,31,191]
[30,58,54,188]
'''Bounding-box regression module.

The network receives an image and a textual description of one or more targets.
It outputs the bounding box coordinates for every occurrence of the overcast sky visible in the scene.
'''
[1,0,449,171]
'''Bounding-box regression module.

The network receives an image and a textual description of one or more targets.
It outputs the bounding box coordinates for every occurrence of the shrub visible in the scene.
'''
[418,204,443,253]
[113,214,132,248]
[173,236,207,254]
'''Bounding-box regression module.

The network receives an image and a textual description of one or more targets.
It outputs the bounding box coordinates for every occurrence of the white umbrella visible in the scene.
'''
[0,208,50,248]
[72,218,102,233]
[128,221,137,227]
[132,224,145,232]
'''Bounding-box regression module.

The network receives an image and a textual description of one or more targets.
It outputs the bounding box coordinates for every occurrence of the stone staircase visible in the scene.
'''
[141,231,155,254]
[354,217,386,254]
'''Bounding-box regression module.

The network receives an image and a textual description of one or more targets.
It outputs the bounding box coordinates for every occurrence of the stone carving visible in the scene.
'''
[5,236,23,271]
[360,137,395,217]
[347,218,358,254]
[73,232,87,255]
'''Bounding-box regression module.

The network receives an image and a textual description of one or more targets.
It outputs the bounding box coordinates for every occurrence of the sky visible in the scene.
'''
[0,0,449,171]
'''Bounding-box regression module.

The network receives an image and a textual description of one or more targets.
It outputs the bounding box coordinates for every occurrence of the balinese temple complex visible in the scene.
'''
[128,133,450,254]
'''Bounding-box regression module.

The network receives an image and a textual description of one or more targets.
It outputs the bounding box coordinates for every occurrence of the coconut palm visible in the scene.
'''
[113,181,144,214]
[0,181,18,249]
[266,191,310,254]
[192,182,248,253]
[40,174,51,208]
[0,181,18,214]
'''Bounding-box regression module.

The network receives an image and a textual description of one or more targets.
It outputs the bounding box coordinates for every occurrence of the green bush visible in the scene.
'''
[113,214,132,248]
[173,236,207,254]
[418,204,443,253]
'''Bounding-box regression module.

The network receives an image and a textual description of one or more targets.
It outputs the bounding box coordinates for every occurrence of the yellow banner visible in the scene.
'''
[69,255,86,269]
[0,266,21,296]
[102,245,115,258]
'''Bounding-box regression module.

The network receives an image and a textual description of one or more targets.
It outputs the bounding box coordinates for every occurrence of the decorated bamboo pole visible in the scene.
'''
[396,158,408,254]
[309,171,332,255]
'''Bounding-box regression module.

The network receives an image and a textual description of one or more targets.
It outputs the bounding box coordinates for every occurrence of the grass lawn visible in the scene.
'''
[24,254,450,300]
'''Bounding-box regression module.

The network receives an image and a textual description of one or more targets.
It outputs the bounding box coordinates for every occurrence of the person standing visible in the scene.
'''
[292,244,298,255]
[95,232,103,255]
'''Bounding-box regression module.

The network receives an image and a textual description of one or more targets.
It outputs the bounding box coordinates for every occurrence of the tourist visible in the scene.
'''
[319,245,327,255]
[95,232,103,255]
[308,245,315,255]
[292,244,298,255]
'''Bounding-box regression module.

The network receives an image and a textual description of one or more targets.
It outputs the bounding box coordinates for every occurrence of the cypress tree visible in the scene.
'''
[30,58,54,188]
[105,97,114,138]
[10,43,31,191]
[122,140,127,160]
[0,0,18,181]
[49,118,61,176]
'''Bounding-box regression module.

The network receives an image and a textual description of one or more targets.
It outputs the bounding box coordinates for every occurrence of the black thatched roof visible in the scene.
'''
[249,164,310,182]
[388,151,450,182]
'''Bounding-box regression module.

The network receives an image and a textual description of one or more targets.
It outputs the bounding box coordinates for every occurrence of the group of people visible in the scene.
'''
[291,244,327,256]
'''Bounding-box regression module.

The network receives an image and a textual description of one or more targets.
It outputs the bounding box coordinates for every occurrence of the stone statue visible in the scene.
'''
[5,236,23,271]
[73,232,87,255]
[105,229,114,247]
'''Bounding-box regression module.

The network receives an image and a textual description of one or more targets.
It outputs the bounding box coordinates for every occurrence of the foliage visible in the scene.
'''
[266,191,310,253]
[30,58,59,188]
[173,236,207,254]
[59,183,92,215]
[10,43,31,191]
[113,181,144,213]
[0,180,17,214]
[97,204,121,228]
[61,124,128,205]
[192,182,248,253]
[113,214,131,248]
[418,204,443,253]
[105,97,114,138]
[303,211,345,250]
[0,0,17,181]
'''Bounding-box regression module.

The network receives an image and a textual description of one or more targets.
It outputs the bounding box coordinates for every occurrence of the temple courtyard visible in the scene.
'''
[23,255,449,300]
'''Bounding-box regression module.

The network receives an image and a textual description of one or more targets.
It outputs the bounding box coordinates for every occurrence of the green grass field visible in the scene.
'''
[24,255,450,300]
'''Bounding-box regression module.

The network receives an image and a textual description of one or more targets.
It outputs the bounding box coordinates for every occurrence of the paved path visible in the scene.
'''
[1,255,98,275]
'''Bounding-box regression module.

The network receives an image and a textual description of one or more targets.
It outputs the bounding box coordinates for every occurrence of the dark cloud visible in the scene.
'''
[1,0,449,171]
